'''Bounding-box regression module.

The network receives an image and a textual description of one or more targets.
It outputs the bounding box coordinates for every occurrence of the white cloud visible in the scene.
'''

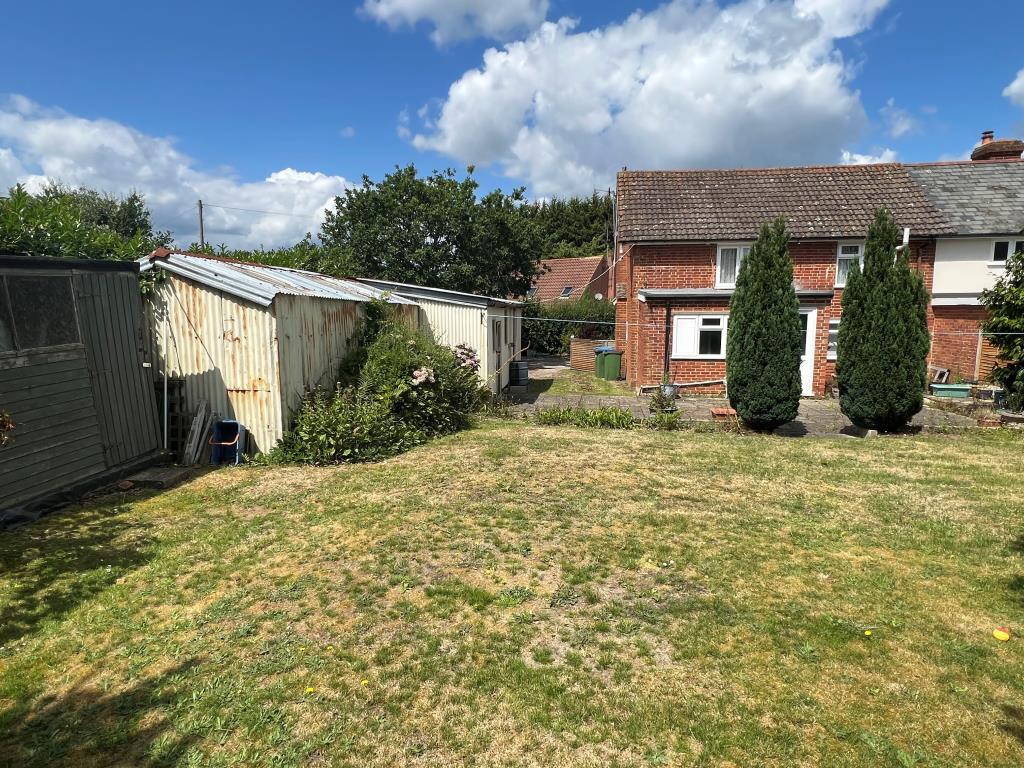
[412,0,890,198]
[362,0,549,44]
[880,97,916,138]
[793,0,889,37]
[1003,68,1024,108]
[840,147,898,164]
[0,96,348,248]
[339,126,356,139]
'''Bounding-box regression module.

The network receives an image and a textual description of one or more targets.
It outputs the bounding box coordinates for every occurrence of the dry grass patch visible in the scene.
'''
[1,423,1022,766]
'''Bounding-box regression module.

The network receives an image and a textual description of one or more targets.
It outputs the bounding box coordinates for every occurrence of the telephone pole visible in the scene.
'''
[197,199,205,248]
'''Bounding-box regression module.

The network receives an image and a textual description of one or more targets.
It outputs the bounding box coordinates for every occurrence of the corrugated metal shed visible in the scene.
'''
[141,251,418,453]
[357,279,523,393]
[0,255,162,517]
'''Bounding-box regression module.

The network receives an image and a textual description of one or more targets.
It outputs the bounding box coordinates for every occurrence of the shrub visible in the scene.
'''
[837,208,930,430]
[726,217,802,430]
[534,406,638,429]
[522,296,615,355]
[270,311,487,464]
[981,249,1024,411]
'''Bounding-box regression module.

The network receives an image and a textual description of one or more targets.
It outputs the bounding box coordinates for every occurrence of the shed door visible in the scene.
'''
[75,271,162,468]
[492,318,503,391]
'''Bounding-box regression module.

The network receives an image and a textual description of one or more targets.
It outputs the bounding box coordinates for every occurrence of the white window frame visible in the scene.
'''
[827,318,840,361]
[991,238,1024,265]
[672,313,728,360]
[716,243,751,288]
[835,242,865,288]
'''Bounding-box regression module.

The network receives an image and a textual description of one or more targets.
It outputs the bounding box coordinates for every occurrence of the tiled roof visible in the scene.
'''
[531,256,605,301]
[617,165,954,242]
[905,161,1024,235]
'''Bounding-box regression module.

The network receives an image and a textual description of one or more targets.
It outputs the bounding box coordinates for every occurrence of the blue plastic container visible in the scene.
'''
[209,420,246,465]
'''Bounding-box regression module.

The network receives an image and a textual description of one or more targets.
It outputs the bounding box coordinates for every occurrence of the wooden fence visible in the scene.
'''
[569,338,615,373]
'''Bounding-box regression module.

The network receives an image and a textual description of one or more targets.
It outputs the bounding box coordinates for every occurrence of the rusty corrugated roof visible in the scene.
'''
[139,250,416,308]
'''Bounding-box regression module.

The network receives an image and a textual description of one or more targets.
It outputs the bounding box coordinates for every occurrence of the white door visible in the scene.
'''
[799,309,817,396]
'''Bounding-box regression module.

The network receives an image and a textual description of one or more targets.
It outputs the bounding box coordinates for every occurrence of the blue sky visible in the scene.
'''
[1,0,1023,247]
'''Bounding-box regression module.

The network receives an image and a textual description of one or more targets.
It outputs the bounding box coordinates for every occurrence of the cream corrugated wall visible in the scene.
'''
[412,299,492,388]
[274,294,361,429]
[148,275,284,454]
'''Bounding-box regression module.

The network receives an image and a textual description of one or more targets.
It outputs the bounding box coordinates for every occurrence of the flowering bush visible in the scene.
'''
[0,410,14,447]
[270,314,487,464]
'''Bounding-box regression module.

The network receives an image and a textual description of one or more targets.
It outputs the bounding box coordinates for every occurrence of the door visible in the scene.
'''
[492,318,503,391]
[799,309,817,396]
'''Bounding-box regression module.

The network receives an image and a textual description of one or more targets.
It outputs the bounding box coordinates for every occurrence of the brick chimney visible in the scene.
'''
[971,130,1024,161]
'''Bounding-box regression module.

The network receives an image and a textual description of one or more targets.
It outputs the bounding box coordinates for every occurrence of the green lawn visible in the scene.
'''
[528,369,634,396]
[1,424,1023,767]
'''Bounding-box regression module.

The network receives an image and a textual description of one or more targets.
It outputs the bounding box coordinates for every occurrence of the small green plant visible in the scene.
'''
[648,411,681,431]
[534,405,638,429]
[0,410,14,447]
[649,373,678,415]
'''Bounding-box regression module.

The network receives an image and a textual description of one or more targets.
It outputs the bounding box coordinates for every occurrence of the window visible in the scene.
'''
[559,286,573,299]
[992,239,1024,263]
[673,314,727,359]
[835,243,864,287]
[0,280,14,353]
[716,245,750,287]
[526,287,537,299]
[827,318,840,361]
[5,275,80,350]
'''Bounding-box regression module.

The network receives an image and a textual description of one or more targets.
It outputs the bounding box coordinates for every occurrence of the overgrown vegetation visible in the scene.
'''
[838,208,930,431]
[269,303,486,463]
[0,410,14,447]
[982,249,1024,411]
[0,184,171,260]
[2,426,1022,766]
[727,217,802,429]
[521,295,615,355]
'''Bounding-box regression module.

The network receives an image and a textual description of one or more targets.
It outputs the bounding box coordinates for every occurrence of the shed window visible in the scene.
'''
[0,280,14,353]
[6,276,80,350]
[993,239,1024,263]
[673,314,728,359]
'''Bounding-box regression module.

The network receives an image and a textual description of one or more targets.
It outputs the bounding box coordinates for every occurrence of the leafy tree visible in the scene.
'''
[981,249,1024,411]
[837,208,930,430]
[522,295,616,355]
[524,193,613,259]
[0,184,169,260]
[320,165,544,297]
[725,217,802,429]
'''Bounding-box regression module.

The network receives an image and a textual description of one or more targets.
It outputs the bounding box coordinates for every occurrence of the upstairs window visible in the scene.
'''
[3,275,81,351]
[836,243,864,287]
[716,245,750,287]
[673,314,728,359]
[992,239,1024,263]
[559,286,573,299]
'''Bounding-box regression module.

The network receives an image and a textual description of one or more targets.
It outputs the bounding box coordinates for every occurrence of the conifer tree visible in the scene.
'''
[726,217,802,429]
[837,208,930,430]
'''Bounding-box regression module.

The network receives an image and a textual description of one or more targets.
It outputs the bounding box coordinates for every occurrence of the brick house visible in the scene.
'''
[612,165,951,395]
[906,133,1024,381]
[529,255,610,302]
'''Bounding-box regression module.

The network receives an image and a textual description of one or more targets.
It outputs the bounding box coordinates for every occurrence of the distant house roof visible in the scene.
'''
[616,165,954,242]
[531,256,606,302]
[139,249,415,308]
[905,161,1024,235]
[357,278,522,308]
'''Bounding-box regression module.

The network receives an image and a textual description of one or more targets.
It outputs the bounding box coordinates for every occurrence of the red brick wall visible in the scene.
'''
[614,238,937,395]
[930,305,988,381]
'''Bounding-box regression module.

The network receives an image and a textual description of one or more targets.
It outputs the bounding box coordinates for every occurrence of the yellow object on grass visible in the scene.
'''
[993,627,1010,642]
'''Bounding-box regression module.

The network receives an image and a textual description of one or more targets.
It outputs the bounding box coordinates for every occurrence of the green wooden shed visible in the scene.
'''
[0,254,162,522]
